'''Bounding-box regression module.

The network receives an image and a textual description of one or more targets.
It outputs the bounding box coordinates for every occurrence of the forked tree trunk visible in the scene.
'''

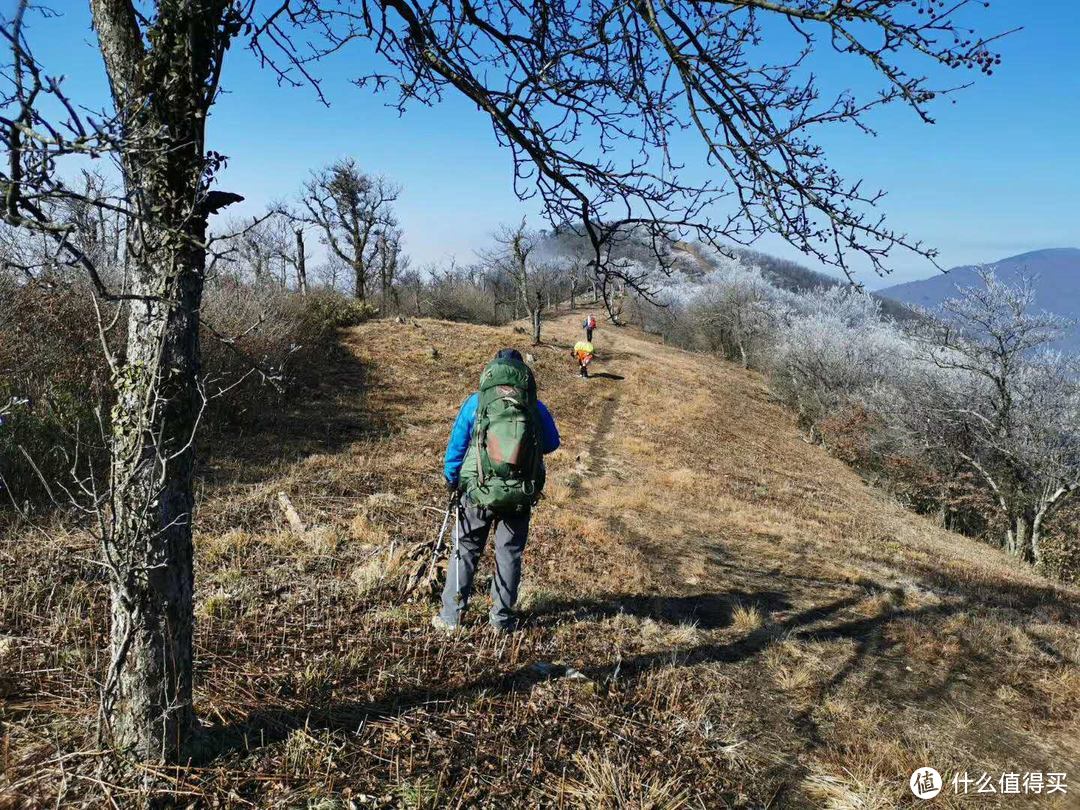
[1005,511,1035,564]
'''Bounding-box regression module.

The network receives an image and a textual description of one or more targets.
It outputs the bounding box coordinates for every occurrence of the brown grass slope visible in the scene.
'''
[2,312,1079,808]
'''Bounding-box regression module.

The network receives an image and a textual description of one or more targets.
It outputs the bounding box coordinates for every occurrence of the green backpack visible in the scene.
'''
[462,358,545,514]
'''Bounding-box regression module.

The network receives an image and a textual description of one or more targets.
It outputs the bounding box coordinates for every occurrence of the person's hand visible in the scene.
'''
[445,478,458,494]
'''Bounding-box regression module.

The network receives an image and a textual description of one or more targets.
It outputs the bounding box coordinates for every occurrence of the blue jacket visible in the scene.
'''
[443,393,560,485]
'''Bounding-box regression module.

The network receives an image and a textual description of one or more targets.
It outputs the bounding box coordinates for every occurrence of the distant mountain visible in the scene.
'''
[880,248,1080,349]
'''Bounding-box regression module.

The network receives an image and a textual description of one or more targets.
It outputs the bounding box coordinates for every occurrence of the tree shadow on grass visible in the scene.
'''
[900,557,1078,614]
[193,532,1079,770]
[193,583,921,764]
[522,588,791,630]
[197,341,387,489]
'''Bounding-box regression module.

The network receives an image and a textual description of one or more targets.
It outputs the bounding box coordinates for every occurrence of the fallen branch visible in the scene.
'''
[276,491,306,534]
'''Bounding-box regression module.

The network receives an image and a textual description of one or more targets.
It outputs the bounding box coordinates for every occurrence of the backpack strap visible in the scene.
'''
[474,405,488,486]
[524,405,543,500]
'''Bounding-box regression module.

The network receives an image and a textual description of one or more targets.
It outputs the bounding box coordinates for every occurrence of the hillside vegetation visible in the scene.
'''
[2,312,1078,807]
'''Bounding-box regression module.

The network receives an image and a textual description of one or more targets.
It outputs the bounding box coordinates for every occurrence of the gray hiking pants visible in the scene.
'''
[439,500,531,630]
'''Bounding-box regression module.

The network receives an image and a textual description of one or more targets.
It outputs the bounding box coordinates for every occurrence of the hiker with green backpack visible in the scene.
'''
[435,349,560,634]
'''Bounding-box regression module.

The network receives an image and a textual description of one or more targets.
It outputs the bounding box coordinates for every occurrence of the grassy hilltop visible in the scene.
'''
[2,312,1078,807]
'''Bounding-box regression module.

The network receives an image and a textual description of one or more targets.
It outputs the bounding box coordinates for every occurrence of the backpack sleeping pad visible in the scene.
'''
[461,358,545,514]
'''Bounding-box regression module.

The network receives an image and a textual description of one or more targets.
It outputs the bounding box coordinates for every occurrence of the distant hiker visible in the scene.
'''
[583,313,597,341]
[436,349,560,633]
[572,339,595,378]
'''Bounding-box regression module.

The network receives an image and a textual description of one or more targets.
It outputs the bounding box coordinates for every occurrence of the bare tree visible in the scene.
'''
[918,271,1080,566]
[0,0,252,765]
[2,0,1004,769]
[476,259,517,322]
[374,226,406,311]
[481,221,550,343]
[291,159,400,301]
[217,212,299,287]
[286,0,1006,292]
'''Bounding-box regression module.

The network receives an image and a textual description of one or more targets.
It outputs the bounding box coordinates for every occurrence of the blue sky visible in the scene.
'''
[18,1,1080,289]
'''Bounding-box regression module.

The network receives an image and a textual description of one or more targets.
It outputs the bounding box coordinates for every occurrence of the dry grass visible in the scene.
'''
[558,750,690,809]
[2,311,1079,807]
[730,602,764,632]
[802,769,894,810]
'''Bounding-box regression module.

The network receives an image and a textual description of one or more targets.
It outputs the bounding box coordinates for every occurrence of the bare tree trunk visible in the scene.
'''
[531,290,543,344]
[1005,512,1035,564]
[295,228,308,295]
[89,0,235,767]
[1031,510,1046,569]
[102,188,206,766]
[353,260,366,300]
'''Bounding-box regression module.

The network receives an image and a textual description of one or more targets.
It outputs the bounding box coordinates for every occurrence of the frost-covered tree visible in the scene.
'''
[917,271,1080,565]
[770,287,909,427]
[690,260,788,368]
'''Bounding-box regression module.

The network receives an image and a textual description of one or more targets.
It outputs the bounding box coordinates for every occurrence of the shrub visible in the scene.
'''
[1042,504,1080,584]
[199,282,377,421]
[423,276,502,324]
[0,280,110,506]
[299,291,379,330]
[1,277,371,507]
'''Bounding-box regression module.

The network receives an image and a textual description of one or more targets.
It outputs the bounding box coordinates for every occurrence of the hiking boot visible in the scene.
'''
[431,614,462,634]
[489,619,517,635]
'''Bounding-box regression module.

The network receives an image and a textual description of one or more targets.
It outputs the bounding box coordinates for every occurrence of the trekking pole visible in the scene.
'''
[429,491,457,574]
[452,498,463,603]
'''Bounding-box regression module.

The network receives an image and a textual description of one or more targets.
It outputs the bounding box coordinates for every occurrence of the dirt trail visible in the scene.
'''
[584,393,618,475]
